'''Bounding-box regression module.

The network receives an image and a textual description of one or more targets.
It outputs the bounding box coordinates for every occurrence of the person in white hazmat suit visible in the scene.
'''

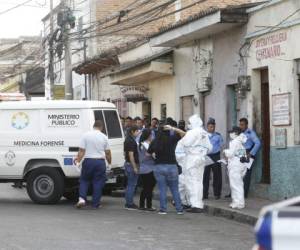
[224,126,248,209]
[175,114,212,213]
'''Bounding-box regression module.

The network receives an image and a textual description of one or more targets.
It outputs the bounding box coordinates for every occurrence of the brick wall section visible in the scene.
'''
[180,0,253,20]
[89,0,254,56]
[94,0,176,53]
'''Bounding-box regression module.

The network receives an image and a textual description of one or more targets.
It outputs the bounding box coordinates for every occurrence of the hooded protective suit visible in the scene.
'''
[224,133,248,209]
[176,115,212,209]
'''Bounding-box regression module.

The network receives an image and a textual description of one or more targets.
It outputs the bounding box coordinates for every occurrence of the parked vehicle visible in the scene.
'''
[0,100,125,204]
[253,196,300,250]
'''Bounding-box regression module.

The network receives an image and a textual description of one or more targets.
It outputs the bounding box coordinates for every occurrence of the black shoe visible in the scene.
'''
[138,207,146,211]
[215,196,221,200]
[92,204,102,209]
[146,207,156,212]
[183,205,192,210]
[125,204,139,210]
[225,194,231,198]
[186,207,204,213]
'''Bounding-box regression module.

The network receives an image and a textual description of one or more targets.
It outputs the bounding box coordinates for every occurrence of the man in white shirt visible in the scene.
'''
[75,120,112,209]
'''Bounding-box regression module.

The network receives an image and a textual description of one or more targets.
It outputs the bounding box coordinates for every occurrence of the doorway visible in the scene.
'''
[160,104,167,121]
[142,101,151,123]
[227,85,238,130]
[260,69,271,184]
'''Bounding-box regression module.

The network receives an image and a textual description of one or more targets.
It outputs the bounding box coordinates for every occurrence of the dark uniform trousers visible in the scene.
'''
[243,149,254,198]
[203,152,222,198]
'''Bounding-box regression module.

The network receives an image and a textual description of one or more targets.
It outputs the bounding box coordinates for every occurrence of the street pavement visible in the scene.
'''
[0,184,254,250]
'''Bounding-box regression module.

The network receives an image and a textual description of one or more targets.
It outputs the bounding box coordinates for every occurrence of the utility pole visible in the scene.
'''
[49,0,55,99]
[83,39,88,100]
[62,0,73,100]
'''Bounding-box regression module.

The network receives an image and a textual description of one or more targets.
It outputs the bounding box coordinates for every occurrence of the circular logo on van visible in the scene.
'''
[12,112,29,130]
[4,151,16,166]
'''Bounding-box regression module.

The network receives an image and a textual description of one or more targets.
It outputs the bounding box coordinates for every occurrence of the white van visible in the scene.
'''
[0,100,125,204]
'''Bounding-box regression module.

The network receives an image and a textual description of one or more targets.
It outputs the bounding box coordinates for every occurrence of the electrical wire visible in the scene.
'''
[0,0,34,16]
[69,0,164,37]
[1,41,44,80]
[70,0,209,42]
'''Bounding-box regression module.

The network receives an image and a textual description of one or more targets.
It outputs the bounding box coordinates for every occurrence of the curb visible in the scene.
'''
[204,203,258,226]
[153,192,258,226]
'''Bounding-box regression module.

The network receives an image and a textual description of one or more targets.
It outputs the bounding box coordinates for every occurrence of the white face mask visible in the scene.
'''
[230,133,238,140]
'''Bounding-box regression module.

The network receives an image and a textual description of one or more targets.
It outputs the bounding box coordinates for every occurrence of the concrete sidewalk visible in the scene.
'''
[113,189,273,226]
[151,189,273,226]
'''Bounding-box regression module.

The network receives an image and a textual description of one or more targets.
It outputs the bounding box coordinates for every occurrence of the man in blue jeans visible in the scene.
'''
[124,126,140,210]
[75,120,112,209]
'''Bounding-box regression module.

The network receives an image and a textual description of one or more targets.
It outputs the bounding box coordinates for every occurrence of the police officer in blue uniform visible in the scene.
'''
[203,118,224,200]
[239,118,261,198]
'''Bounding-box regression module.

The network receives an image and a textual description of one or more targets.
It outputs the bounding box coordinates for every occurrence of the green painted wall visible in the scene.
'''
[251,146,300,200]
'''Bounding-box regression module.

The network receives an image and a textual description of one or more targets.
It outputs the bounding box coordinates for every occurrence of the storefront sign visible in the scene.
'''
[272,93,291,126]
[275,128,287,149]
[255,31,287,61]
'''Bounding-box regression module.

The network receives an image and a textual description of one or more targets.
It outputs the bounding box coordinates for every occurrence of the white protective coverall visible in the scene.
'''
[175,115,212,209]
[224,133,248,209]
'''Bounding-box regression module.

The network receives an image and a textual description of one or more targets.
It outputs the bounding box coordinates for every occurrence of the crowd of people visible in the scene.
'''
[75,114,261,214]
[121,114,261,214]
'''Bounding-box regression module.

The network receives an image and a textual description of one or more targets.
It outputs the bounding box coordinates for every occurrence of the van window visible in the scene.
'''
[103,110,122,139]
[94,110,107,135]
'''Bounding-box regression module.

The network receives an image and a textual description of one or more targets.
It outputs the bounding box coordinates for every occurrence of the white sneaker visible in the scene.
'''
[158,210,167,215]
[230,203,245,209]
[76,198,86,209]
[229,203,238,209]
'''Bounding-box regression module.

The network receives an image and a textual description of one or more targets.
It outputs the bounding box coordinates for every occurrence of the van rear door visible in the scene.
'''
[93,109,124,168]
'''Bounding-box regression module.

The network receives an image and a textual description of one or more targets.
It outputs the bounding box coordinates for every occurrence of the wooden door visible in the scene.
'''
[261,69,271,184]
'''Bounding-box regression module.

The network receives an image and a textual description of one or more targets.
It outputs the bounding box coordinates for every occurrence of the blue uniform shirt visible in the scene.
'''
[243,128,261,156]
[208,132,223,155]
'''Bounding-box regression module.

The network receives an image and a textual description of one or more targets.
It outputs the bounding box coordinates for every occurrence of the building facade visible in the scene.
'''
[151,0,300,200]
[243,0,300,200]
[75,0,256,118]
[72,0,300,200]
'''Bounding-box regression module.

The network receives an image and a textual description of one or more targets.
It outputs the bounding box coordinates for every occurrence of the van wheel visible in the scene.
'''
[26,168,64,204]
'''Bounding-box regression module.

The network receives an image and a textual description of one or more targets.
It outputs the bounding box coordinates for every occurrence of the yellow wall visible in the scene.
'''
[148,75,176,119]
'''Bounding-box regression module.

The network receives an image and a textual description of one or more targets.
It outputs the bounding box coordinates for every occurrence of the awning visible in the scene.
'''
[74,56,118,75]
[109,60,173,86]
[150,8,249,47]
